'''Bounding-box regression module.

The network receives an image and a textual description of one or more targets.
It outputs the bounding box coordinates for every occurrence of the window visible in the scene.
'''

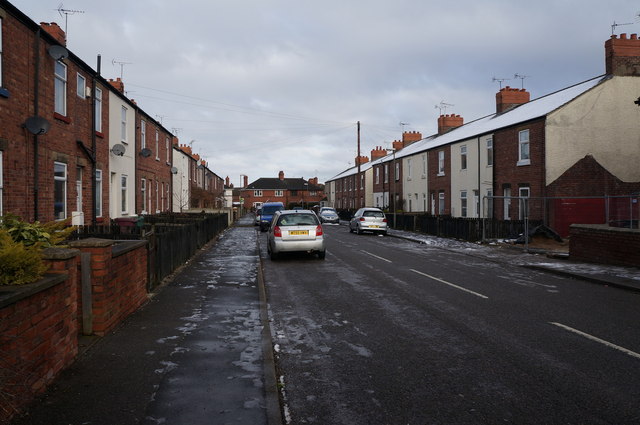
[94,87,102,132]
[77,73,86,98]
[254,190,263,197]
[518,129,530,165]
[486,137,493,166]
[473,190,479,217]
[275,190,283,197]
[486,189,493,218]
[360,174,364,189]
[140,120,146,149]
[141,178,147,213]
[54,61,67,115]
[76,167,83,212]
[422,154,427,176]
[121,175,128,214]
[519,187,530,220]
[310,191,317,196]
[503,187,511,220]
[120,106,128,142]
[407,158,412,179]
[395,162,400,181]
[155,130,159,160]
[460,145,467,170]
[438,151,445,175]
[54,162,67,220]
[165,137,170,163]
[438,191,445,215]
[156,180,159,213]
[375,167,380,184]
[95,169,103,217]
[384,164,389,183]
[0,151,3,215]
[460,191,468,217]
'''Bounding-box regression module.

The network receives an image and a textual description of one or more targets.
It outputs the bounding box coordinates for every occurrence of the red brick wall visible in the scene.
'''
[493,118,546,219]
[570,224,640,267]
[0,250,79,423]
[428,146,451,215]
[136,113,173,214]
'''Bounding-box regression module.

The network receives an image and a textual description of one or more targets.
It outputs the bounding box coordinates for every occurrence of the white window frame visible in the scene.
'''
[384,164,389,183]
[141,178,147,214]
[486,137,493,166]
[120,106,128,143]
[421,154,427,178]
[407,158,412,180]
[54,162,67,220]
[460,190,468,217]
[95,169,102,217]
[121,175,128,214]
[274,190,283,197]
[394,162,400,182]
[503,187,511,220]
[518,129,530,166]
[254,190,263,197]
[460,145,467,170]
[76,167,83,212]
[155,130,160,160]
[54,61,67,115]
[519,187,530,220]
[438,150,445,176]
[486,189,493,218]
[140,120,146,149]
[165,137,170,163]
[375,167,380,184]
[77,73,86,99]
[438,191,445,215]
[94,87,102,132]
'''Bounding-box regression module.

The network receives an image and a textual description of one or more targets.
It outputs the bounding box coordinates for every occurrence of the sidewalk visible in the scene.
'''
[387,228,640,293]
[11,216,280,425]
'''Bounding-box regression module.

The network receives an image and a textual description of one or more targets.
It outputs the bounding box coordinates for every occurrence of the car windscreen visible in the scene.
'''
[262,205,283,215]
[363,211,385,218]
[277,214,318,226]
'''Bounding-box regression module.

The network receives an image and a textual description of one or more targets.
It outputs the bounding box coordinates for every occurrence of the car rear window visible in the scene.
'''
[363,211,385,218]
[262,205,283,214]
[277,214,318,226]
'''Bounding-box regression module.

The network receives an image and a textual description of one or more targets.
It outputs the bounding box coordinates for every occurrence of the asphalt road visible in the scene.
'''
[261,223,640,425]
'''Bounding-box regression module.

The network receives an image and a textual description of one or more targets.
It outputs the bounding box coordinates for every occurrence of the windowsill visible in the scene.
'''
[53,112,71,124]
[517,159,531,166]
[437,172,445,177]
[95,131,104,138]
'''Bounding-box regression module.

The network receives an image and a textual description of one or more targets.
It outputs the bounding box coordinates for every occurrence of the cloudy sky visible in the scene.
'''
[11,0,640,186]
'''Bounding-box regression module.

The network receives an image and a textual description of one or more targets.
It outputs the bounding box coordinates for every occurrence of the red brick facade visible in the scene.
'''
[428,146,451,215]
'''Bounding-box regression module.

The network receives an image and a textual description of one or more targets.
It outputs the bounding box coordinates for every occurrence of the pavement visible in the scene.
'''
[9,216,638,425]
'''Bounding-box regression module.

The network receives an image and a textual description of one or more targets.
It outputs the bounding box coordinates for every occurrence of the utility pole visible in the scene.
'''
[356,121,361,210]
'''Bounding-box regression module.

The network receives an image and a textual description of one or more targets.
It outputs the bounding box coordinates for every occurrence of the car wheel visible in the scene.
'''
[317,250,326,260]
[381,231,387,236]
[349,226,354,233]
[357,225,363,235]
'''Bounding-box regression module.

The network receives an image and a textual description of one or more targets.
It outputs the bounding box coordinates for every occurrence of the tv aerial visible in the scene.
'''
[492,76,511,89]
[611,20,633,35]
[514,73,530,89]
[112,58,132,79]
[56,3,84,37]
[434,101,454,115]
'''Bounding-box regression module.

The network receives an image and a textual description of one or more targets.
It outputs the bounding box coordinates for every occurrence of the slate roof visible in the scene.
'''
[246,178,323,191]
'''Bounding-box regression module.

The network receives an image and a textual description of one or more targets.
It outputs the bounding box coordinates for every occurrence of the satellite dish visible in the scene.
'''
[48,45,69,61]
[171,167,178,174]
[139,148,152,157]
[24,116,51,135]
[111,144,126,156]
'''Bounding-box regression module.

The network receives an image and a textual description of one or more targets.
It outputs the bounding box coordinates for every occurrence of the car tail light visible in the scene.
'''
[316,225,323,236]
[383,218,388,223]
[273,226,282,237]
[359,217,365,221]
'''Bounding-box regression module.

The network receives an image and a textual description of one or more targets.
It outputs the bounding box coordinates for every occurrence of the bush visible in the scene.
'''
[1,214,74,247]
[0,229,48,286]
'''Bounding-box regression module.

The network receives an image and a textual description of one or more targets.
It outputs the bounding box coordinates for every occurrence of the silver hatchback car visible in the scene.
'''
[267,210,326,260]
[349,207,388,235]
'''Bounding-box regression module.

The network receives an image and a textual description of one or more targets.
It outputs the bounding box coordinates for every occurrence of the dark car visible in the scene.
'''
[259,202,284,231]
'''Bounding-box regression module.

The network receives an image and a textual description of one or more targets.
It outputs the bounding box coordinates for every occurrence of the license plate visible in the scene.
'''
[369,225,379,228]
[289,230,309,235]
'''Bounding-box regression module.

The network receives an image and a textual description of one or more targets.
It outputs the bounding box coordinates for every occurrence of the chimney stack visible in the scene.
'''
[355,155,369,166]
[402,131,422,146]
[605,33,640,76]
[371,146,387,161]
[496,87,530,114]
[244,175,248,187]
[278,171,285,181]
[225,176,230,187]
[108,77,125,94]
[40,22,66,45]
[437,114,464,134]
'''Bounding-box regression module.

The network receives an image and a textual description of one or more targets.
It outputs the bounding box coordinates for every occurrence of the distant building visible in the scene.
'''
[241,171,325,210]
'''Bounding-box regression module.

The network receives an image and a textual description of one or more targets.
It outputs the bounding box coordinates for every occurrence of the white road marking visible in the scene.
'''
[550,322,640,360]
[410,269,489,299]
[361,250,392,263]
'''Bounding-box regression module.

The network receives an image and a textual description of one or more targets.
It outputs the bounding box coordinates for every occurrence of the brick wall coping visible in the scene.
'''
[0,273,68,309]
[41,247,80,260]
[68,238,115,248]
[570,223,640,234]
[112,240,147,257]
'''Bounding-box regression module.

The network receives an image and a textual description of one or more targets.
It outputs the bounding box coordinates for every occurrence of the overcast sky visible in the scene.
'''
[11,0,640,186]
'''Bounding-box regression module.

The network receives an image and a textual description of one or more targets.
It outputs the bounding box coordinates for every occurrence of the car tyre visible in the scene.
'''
[357,226,363,235]
[317,250,326,260]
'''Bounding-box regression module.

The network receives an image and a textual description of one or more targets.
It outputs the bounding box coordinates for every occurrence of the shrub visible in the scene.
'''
[0,229,48,286]
[1,214,74,247]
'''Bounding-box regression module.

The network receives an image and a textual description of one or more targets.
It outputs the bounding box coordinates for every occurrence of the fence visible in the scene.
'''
[71,212,229,289]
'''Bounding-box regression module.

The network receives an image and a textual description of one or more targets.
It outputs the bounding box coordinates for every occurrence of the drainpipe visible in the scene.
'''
[33,30,41,221]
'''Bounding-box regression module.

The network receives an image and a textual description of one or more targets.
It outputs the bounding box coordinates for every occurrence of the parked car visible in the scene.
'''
[267,210,326,260]
[318,207,339,224]
[259,202,284,231]
[254,208,262,226]
[349,207,388,235]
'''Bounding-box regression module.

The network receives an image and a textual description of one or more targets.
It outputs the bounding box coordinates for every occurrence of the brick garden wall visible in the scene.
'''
[570,224,640,267]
